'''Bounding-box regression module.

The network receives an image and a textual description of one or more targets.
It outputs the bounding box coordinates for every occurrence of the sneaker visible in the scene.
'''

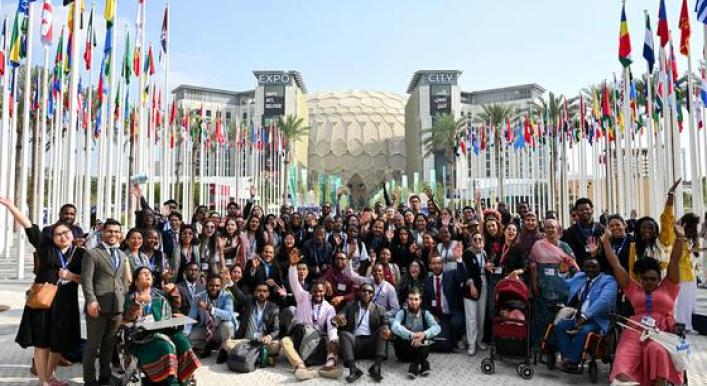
[346,367,364,383]
[467,346,477,356]
[294,366,317,381]
[477,342,488,351]
[407,363,419,379]
[419,360,430,377]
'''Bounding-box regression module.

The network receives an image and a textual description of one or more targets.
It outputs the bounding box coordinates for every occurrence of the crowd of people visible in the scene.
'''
[0,179,702,386]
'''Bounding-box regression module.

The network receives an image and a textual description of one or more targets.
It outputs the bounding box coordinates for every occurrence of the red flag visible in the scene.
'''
[147,45,155,75]
[679,0,690,55]
[480,123,486,150]
[523,115,531,143]
[505,118,512,143]
[601,84,611,118]
[169,101,176,126]
[657,0,669,48]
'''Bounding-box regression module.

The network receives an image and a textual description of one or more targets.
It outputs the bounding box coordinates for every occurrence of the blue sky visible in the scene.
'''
[2,0,705,98]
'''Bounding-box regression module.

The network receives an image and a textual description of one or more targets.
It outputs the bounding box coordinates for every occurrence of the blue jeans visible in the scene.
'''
[553,318,600,364]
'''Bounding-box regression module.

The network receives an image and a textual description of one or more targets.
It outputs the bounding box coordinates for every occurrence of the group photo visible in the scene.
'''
[0,1,707,385]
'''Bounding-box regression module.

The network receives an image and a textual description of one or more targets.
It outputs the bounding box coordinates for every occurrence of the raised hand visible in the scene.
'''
[288,248,302,266]
[249,185,257,198]
[668,178,682,195]
[674,223,686,239]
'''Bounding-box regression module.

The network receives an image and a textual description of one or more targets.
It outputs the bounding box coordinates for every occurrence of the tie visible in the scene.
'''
[204,297,214,342]
[110,248,119,271]
[578,279,593,314]
[435,276,442,317]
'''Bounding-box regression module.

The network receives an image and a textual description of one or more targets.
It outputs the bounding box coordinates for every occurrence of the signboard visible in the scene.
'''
[264,85,285,117]
[256,72,293,86]
[425,72,459,85]
[430,84,451,116]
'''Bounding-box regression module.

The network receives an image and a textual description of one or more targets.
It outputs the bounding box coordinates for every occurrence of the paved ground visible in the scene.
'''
[0,253,705,385]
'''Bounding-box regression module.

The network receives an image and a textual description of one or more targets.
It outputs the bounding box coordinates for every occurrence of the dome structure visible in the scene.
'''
[306,90,407,208]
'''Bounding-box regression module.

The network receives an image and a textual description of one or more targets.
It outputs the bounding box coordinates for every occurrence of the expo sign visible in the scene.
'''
[257,73,293,86]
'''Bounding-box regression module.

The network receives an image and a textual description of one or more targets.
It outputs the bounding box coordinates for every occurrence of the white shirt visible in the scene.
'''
[579,278,594,316]
[354,304,372,336]
[186,281,199,299]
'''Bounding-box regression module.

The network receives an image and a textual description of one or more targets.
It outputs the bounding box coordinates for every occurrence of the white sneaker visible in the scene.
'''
[477,343,488,351]
[456,340,467,351]
[467,347,477,356]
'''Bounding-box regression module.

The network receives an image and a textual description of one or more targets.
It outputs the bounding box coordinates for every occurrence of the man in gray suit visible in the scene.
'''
[81,219,127,386]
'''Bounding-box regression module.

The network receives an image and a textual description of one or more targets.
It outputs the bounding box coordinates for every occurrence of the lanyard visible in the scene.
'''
[255,303,266,331]
[645,290,653,315]
[356,306,369,329]
[56,246,74,269]
[312,303,321,325]
[611,237,628,257]
[147,254,157,271]
[373,284,384,302]
[577,222,596,240]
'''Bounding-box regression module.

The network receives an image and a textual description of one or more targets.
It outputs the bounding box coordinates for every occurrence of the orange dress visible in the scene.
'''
[610,279,683,385]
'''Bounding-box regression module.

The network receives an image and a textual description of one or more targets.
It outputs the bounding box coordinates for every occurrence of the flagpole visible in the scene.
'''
[4,68,18,258]
[0,15,10,255]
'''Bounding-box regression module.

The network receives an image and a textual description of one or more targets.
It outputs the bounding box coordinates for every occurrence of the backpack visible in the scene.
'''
[226,342,261,373]
[402,308,430,332]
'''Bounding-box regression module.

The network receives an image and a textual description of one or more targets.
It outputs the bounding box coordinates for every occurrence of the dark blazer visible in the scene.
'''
[243,259,284,291]
[82,243,128,315]
[461,249,485,300]
[161,228,180,261]
[423,262,467,314]
[336,300,389,334]
[231,290,281,340]
[176,279,206,316]
[302,238,333,271]
[562,222,605,267]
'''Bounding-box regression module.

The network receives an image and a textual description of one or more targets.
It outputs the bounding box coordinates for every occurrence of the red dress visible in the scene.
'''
[610,279,683,385]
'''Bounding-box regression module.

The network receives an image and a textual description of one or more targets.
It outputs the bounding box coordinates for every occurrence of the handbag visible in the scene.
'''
[26,282,58,309]
[226,341,262,373]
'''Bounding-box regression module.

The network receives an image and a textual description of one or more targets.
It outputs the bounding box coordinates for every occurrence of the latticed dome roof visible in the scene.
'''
[307,90,407,189]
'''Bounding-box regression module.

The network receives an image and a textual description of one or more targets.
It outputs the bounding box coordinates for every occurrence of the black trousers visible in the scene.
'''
[339,328,386,368]
[393,338,430,363]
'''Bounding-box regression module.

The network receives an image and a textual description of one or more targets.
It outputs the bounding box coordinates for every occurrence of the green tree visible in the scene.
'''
[421,112,466,201]
[476,104,516,201]
[277,115,309,204]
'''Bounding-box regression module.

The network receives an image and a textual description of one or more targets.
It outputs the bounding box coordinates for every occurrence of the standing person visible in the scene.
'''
[701,211,707,288]
[162,212,183,262]
[436,226,461,272]
[142,229,168,288]
[517,212,542,257]
[391,287,441,379]
[673,212,700,333]
[332,283,391,383]
[1,198,84,386]
[345,262,400,318]
[81,219,128,386]
[397,259,427,304]
[562,198,605,268]
[41,203,85,240]
[172,225,201,283]
[461,232,487,355]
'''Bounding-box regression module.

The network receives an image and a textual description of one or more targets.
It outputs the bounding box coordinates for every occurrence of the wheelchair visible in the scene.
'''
[539,319,619,383]
[110,324,197,386]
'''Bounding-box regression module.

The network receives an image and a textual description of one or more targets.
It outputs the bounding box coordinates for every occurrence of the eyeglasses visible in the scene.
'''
[472,237,483,242]
[53,229,72,238]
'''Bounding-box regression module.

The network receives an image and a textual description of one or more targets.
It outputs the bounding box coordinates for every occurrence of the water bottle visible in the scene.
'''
[259,345,269,368]
[130,174,149,186]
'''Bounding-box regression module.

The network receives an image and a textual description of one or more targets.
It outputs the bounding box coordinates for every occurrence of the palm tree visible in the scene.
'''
[421,113,466,201]
[476,104,516,202]
[277,115,309,204]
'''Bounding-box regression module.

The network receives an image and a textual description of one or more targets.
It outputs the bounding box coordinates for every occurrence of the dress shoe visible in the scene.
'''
[419,359,430,376]
[368,363,383,382]
[294,366,317,381]
[407,362,419,379]
[215,349,227,364]
[345,367,363,383]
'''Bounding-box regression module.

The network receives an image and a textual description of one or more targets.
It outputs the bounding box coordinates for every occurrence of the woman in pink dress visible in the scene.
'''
[602,223,685,386]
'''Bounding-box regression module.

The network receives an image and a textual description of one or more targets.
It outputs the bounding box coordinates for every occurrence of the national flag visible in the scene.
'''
[9,8,22,67]
[122,31,131,83]
[658,0,669,47]
[480,123,487,151]
[697,0,707,24]
[523,114,531,143]
[701,67,707,107]
[471,128,480,155]
[695,91,704,129]
[161,5,168,55]
[505,118,512,143]
[133,45,140,77]
[31,73,39,111]
[104,0,115,27]
[643,12,655,73]
[619,3,632,67]
[601,83,612,119]
[65,28,73,75]
[679,0,690,55]
[458,132,467,155]
[83,6,95,70]
[0,19,6,76]
[41,0,53,46]
[145,44,155,75]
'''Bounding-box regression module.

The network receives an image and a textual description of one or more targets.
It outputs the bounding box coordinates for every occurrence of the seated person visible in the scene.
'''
[391,287,441,379]
[602,224,685,386]
[221,283,281,363]
[553,257,617,372]
[423,254,467,352]
[185,274,236,358]
[322,251,358,310]
[344,260,400,318]
[280,249,340,381]
[176,262,205,316]
[332,283,391,383]
[124,267,200,385]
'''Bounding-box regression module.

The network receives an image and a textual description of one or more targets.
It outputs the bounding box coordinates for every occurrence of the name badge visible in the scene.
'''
[544,268,556,276]
[431,300,437,307]
[337,283,347,292]
[494,267,503,275]
[201,263,209,271]
[641,315,656,328]
[584,245,591,253]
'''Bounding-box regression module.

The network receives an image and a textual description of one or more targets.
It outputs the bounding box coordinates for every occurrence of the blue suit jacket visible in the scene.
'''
[423,262,467,314]
[565,272,617,334]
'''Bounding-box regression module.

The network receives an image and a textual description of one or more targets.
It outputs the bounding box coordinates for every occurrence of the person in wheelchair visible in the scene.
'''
[123,267,201,385]
[552,257,617,373]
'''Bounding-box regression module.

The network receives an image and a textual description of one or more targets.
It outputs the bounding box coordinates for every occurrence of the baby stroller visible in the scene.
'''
[481,278,534,379]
